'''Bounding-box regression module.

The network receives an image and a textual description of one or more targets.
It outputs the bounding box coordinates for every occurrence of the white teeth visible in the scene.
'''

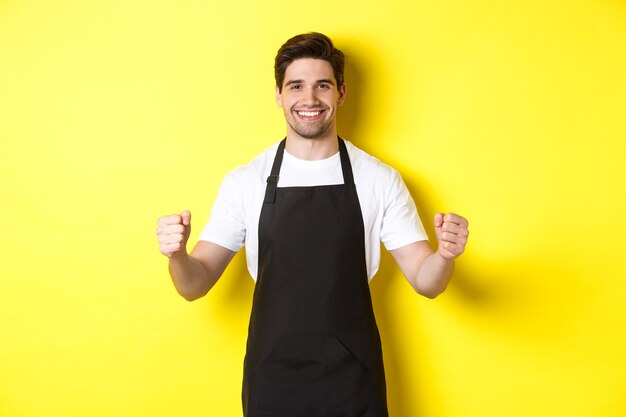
[298,111,321,117]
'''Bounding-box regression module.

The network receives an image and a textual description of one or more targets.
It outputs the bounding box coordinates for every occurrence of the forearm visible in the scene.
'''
[391,214,468,299]
[411,252,454,299]
[168,252,217,301]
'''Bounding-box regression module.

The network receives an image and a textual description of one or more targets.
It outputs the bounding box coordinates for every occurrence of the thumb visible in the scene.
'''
[434,212,444,230]
[180,210,191,226]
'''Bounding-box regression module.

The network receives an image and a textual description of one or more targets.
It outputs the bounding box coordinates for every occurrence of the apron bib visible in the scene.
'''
[242,138,388,417]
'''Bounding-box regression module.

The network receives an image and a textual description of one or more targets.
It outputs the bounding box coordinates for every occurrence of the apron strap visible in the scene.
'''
[264,138,286,204]
[337,137,355,186]
[264,137,354,204]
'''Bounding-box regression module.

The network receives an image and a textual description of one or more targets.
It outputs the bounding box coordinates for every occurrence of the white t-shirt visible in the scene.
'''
[199,140,428,282]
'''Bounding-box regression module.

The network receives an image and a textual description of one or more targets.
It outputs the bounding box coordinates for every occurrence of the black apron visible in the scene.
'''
[242,138,389,417]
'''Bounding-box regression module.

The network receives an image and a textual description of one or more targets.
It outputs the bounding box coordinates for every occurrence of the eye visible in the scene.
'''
[317,83,331,89]
[289,84,302,90]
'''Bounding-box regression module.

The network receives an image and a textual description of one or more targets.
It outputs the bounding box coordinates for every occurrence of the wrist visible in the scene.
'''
[169,249,189,262]
[435,250,455,265]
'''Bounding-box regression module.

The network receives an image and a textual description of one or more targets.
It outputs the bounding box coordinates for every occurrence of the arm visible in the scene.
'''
[157,211,236,301]
[390,213,469,299]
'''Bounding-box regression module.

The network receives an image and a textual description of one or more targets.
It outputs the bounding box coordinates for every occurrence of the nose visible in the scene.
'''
[302,86,320,106]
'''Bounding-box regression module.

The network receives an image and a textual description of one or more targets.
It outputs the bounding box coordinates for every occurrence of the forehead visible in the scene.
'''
[283,58,336,85]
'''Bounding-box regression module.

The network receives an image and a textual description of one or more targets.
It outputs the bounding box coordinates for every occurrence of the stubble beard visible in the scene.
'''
[286,110,334,140]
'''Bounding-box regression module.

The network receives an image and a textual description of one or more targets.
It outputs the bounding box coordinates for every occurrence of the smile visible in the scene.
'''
[298,110,320,117]
[295,110,324,120]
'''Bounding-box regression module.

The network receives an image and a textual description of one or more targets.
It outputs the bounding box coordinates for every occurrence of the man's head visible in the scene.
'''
[274,33,347,141]
[275,32,345,93]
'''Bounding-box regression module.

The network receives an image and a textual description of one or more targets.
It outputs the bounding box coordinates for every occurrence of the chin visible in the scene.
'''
[294,126,332,140]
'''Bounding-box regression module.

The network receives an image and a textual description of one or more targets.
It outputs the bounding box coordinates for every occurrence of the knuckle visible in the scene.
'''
[164,225,180,235]
[159,214,182,226]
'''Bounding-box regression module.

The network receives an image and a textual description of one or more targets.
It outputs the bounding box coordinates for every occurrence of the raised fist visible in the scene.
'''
[434,212,469,260]
[156,210,192,258]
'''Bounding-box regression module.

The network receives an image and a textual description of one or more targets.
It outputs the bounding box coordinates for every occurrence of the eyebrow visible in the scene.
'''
[284,79,336,87]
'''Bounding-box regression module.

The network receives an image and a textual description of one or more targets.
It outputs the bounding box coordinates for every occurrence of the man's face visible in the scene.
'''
[276,58,346,140]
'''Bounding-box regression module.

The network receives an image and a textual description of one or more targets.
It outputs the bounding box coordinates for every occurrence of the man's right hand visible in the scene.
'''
[156,210,192,258]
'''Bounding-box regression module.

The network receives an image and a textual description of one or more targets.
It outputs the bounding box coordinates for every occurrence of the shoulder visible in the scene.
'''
[344,140,402,190]
[222,141,279,187]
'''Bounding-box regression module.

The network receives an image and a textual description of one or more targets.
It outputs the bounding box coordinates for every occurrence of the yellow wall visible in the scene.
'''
[1,0,625,416]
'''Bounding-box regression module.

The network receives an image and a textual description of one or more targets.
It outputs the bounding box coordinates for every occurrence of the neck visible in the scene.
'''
[285,130,339,161]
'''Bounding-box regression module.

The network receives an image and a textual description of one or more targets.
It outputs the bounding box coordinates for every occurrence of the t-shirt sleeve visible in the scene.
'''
[198,172,246,252]
[380,169,428,250]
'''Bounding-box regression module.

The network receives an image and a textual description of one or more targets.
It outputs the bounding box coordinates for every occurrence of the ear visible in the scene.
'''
[275,85,283,108]
[337,83,347,107]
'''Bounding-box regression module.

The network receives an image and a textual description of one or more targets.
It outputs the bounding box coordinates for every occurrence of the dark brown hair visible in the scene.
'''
[274,32,345,92]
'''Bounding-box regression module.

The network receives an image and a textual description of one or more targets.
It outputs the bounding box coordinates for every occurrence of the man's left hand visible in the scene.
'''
[434,212,469,260]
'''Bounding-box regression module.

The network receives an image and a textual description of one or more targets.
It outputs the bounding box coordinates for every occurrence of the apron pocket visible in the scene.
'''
[324,335,374,416]
[329,335,372,373]
[249,334,327,416]
[247,334,375,416]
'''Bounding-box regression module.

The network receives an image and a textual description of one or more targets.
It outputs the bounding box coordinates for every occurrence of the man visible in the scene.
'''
[156,32,469,417]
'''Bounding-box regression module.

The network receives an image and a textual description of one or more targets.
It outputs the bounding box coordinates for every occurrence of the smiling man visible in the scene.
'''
[278,57,345,141]
[156,32,469,417]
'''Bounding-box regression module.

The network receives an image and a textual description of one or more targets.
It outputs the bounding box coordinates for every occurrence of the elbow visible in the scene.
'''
[177,286,208,302]
[417,288,441,299]
[181,292,200,302]
[174,275,217,301]
[415,283,447,299]
[423,290,443,299]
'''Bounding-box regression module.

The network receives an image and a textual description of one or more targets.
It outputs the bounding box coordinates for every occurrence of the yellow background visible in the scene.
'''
[1,0,625,416]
